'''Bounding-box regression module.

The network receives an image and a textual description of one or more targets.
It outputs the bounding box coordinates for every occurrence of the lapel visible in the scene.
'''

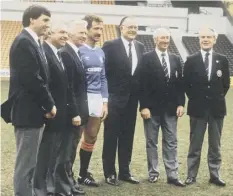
[152,50,166,77]
[22,29,49,80]
[133,40,142,75]
[43,42,65,76]
[118,38,131,70]
[168,54,176,76]
[66,44,83,69]
[210,51,218,80]
[196,51,208,81]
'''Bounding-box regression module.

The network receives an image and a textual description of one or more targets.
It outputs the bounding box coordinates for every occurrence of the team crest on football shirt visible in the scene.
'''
[217,70,222,77]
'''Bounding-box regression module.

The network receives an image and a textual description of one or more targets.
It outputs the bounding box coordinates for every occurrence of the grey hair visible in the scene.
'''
[199,27,218,39]
[153,27,171,38]
[67,19,87,35]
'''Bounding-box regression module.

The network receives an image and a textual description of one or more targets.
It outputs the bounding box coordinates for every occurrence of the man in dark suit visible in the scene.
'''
[60,19,89,195]
[140,28,185,187]
[102,16,144,186]
[3,5,56,196]
[184,27,230,186]
[32,21,81,196]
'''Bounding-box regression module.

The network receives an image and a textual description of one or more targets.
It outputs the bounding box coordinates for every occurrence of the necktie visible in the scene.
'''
[38,39,47,63]
[161,53,169,82]
[204,52,210,78]
[128,42,132,73]
[77,50,82,61]
[57,51,64,70]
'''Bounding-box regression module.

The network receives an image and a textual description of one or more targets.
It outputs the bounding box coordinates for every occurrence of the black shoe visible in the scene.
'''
[119,175,140,184]
[185,177,196,185]
[148,176,158,183]
[105,175,120,186]
[167,179,186,187]
[71,183,85,195]
[78,172,100,187]
[209,178,226,187]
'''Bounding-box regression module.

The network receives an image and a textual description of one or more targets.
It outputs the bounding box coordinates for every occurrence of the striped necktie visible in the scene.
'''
[204,52,210,77]
[161,53,169,82]
[128,42,132,73]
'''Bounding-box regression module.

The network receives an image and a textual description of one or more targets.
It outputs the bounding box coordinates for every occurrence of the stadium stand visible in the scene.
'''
[182,34,233,75]
[1,21,22,69]
[136,34,184,64]
[0,21,117,68]
[91,0,114,5]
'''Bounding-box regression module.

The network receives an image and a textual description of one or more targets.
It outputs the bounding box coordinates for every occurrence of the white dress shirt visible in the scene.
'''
[45,41,64,70]
[121,36,138,75]
[155,48,171,78]
[24,27,40,46]
[201,49,213,81]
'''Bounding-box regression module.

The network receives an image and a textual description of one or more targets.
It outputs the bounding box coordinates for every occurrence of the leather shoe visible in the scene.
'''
[119,176,140,184]
[167,179,186,187]
[185,177,196,185]
[148,176,158,183]
[209,178,226,187]
[105,175,120,186]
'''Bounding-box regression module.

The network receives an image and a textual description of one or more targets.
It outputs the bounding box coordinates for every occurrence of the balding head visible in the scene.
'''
[199,27,217,51]
[67,19,87,47]
[153,28,170,52]
[119,16,138,41]
[44,19,68,49]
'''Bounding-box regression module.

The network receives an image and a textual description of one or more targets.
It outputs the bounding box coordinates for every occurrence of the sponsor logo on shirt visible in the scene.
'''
[87,67,102,72]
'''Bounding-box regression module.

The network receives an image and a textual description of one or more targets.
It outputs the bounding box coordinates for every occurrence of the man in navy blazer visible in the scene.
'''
[5,5,56,196]
[184,27,230,186]
[140,28,185,187]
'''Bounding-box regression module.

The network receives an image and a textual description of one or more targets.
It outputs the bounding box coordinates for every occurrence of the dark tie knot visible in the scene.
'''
[161,53,166,57]
[128,42,132,47]
[205,52,210,57]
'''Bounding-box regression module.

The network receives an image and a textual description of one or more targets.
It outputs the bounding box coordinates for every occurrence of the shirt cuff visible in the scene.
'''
[103,98,108,103]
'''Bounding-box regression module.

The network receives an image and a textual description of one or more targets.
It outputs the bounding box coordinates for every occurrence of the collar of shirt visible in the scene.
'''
[67,41,79,54]
[121,36,135,50]
[45,41,58,57]
[155,47,168,59]
[24,27,39,46]
[201,49,213,81]
[155,47,170,78]
[83,43,97,50]
[201,49,213,60]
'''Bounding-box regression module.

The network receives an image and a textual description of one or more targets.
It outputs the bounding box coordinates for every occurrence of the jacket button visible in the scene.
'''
[208,86,210,88]
[206,96,209,99]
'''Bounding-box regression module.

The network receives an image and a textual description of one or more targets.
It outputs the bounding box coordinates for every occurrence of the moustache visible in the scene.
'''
[94,34,101,38]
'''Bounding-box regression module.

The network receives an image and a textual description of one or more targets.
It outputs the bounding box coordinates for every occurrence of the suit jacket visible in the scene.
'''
[2,29,54,127]
[140,51,185,116]
[183,51,230,118]
[43,42,78,132]
[60,43,88,125]
[102,38,144,108]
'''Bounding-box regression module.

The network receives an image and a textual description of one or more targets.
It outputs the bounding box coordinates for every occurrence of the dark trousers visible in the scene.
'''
[187,111,223,179]
[102,94,138,178]
[33,131,62,196]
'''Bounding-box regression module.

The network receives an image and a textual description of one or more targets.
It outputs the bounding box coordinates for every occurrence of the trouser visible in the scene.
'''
[187,112,223,179]
[14,126,44,196]
[143,113,179,180]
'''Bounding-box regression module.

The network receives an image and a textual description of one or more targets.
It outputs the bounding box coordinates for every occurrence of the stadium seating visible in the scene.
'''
[91,0,114,5]
[0,21,117,68]
[136,34,184,64]
[182,35,233,75]
[1,21,22,69]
